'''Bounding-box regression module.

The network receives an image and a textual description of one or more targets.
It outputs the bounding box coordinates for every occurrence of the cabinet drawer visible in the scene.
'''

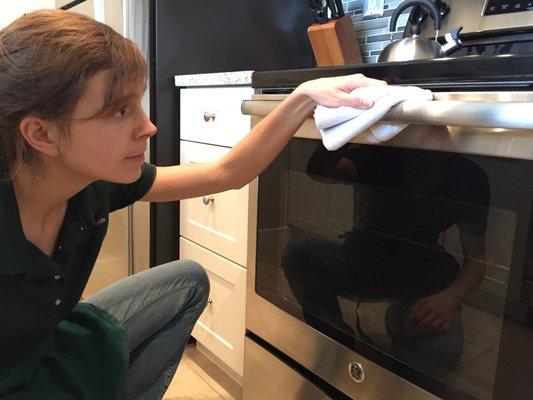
[180,140,229,164]
[180,141,254,266]
[180,87,253,147]
[180,237,246,377]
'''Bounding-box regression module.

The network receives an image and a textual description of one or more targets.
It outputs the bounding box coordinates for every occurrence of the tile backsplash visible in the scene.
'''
[342,0,410,63]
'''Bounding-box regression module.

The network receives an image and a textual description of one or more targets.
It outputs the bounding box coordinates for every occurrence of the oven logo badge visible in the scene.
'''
[348,362,365,383]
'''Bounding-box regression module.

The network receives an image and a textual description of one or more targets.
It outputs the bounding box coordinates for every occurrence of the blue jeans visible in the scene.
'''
[85,260,210,400]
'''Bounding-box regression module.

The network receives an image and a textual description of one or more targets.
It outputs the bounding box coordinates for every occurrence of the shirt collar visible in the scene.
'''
[69,183,107,232]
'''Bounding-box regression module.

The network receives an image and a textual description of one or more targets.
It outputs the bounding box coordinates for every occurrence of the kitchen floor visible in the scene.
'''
[163,343,242,400]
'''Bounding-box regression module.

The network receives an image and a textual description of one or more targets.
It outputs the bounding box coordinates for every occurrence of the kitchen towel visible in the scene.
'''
[314,85,434,150]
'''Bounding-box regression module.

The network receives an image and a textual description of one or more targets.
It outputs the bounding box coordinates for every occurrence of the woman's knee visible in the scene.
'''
[176,259,210,302]
[156,259,210,306]
[184,260,210,296]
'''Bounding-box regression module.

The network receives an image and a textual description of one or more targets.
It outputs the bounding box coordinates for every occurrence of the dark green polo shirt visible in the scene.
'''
[0,163,156,399]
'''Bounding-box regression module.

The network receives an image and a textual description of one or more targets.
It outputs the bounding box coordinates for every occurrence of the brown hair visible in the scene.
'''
[0,9,147,178]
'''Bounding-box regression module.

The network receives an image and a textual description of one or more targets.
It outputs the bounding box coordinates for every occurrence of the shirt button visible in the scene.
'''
[57,245,62,251]
[54,275,62,280]
[80,227,85,231]
[54,298,62,306]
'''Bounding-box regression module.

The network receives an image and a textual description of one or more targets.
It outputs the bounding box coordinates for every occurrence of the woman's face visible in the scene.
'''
[58,70,156,184]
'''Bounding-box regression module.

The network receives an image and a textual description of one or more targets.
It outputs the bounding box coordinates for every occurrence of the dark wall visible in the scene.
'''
[149,0,315,266]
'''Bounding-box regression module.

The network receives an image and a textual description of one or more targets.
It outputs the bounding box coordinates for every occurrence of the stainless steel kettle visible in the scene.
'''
[378,0,462,63]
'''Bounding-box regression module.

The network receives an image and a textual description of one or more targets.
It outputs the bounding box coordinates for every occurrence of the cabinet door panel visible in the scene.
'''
[180,237,246,377]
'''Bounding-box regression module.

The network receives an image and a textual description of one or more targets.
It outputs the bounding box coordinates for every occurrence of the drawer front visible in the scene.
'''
[180,237,246,377]
[180,87,253,147]
[180,141,252,266]
[180,140,229,164]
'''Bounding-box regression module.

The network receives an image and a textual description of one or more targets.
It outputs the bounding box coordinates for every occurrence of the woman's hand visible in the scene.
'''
[407,290,461,338]
[294,73,388,109]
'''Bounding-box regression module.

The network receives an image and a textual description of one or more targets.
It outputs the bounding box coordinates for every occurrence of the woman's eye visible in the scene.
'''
[114,107,128,118]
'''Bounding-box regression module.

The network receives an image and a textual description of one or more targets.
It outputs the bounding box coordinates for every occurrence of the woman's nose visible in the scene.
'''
[137,113,157,138]
[145,119,157,137]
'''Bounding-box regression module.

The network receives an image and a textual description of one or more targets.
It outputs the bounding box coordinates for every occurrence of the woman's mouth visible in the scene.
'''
[126,153,145,164]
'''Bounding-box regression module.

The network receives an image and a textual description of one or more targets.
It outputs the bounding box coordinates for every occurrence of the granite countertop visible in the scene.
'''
[174,70,253,87]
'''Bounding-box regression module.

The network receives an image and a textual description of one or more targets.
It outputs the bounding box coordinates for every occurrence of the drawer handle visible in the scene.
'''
[203,112,216,122]
[202,195,214,205]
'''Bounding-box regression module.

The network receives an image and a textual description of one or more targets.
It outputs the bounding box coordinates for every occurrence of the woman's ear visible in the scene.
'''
[18,116,61,157]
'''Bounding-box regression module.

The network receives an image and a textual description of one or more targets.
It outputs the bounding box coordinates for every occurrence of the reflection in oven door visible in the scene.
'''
[245,94,533,400]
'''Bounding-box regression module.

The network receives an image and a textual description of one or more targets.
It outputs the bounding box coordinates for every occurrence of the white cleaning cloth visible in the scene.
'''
[314,85,433,150]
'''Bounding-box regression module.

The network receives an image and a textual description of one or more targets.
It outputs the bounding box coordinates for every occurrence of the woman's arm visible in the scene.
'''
[141,74,387,202]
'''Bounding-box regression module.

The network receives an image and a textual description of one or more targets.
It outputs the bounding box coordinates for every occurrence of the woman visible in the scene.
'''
[0,9,386,400]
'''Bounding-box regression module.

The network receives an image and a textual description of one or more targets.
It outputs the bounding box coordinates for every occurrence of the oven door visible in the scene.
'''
[244,91,533,400]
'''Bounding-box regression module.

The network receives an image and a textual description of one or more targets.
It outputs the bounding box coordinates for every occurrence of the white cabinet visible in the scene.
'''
[180,237,246,377]
[180,141,252,266]
[179,85,255,382]
[181,87,253,147]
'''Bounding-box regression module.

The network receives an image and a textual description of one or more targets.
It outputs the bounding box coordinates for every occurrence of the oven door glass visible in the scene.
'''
[256,138,533,400]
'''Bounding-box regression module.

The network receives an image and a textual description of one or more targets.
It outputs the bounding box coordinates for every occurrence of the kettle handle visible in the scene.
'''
[390,0,441,33]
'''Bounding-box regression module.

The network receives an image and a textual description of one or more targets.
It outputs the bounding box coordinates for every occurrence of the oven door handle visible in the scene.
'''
[242,99,533,130]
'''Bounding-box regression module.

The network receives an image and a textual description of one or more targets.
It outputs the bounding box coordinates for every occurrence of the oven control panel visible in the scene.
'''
[412,0,533,40]
[484,0,533,15]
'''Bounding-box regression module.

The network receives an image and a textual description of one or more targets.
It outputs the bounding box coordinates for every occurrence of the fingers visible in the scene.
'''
[408,312,440,338]
[335,90,373,109]
[300,73,387,109]
[408,310,454,338]
[437,319,451,331]
[408,301,433,327]
[428,317,444,330]
[361,76,388,88]
[414,311,437,332]
[342,73,388,91]
[335,73,387,108]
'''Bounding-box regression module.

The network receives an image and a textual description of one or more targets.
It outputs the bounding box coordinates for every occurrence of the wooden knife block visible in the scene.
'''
[307,16,363,67]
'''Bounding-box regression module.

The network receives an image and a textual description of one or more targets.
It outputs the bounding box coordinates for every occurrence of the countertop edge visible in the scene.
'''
[175,70,254,87]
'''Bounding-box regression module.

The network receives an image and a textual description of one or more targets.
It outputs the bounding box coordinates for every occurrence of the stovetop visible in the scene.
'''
[252,54,533,92]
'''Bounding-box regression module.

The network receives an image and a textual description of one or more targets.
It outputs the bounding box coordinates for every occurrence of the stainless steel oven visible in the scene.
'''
[242,2,533,399]
[243,89,533,400]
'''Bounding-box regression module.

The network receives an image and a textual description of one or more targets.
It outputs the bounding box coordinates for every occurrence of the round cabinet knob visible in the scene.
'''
[207,298,213,304]
[203,112,216,122]
[202,195,214,205]
[348,362,365,383]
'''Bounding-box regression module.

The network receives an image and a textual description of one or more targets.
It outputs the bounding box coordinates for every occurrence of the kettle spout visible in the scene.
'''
[441,26,463,56]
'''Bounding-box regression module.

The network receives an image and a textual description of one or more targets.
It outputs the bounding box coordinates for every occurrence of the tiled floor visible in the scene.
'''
[163,344,242,400]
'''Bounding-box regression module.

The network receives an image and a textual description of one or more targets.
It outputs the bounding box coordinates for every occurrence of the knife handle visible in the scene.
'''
[334,0,345,17]
[326,0,340,19]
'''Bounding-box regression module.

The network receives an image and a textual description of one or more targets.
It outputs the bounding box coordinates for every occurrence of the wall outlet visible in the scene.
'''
[362,0,385,19]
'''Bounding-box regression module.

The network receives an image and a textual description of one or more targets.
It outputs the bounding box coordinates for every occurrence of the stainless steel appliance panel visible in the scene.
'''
[245,90,533,400]
[414,0,533,38]
[242,92,533,161]
[246,276,441,400]
[243,338,333,400]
